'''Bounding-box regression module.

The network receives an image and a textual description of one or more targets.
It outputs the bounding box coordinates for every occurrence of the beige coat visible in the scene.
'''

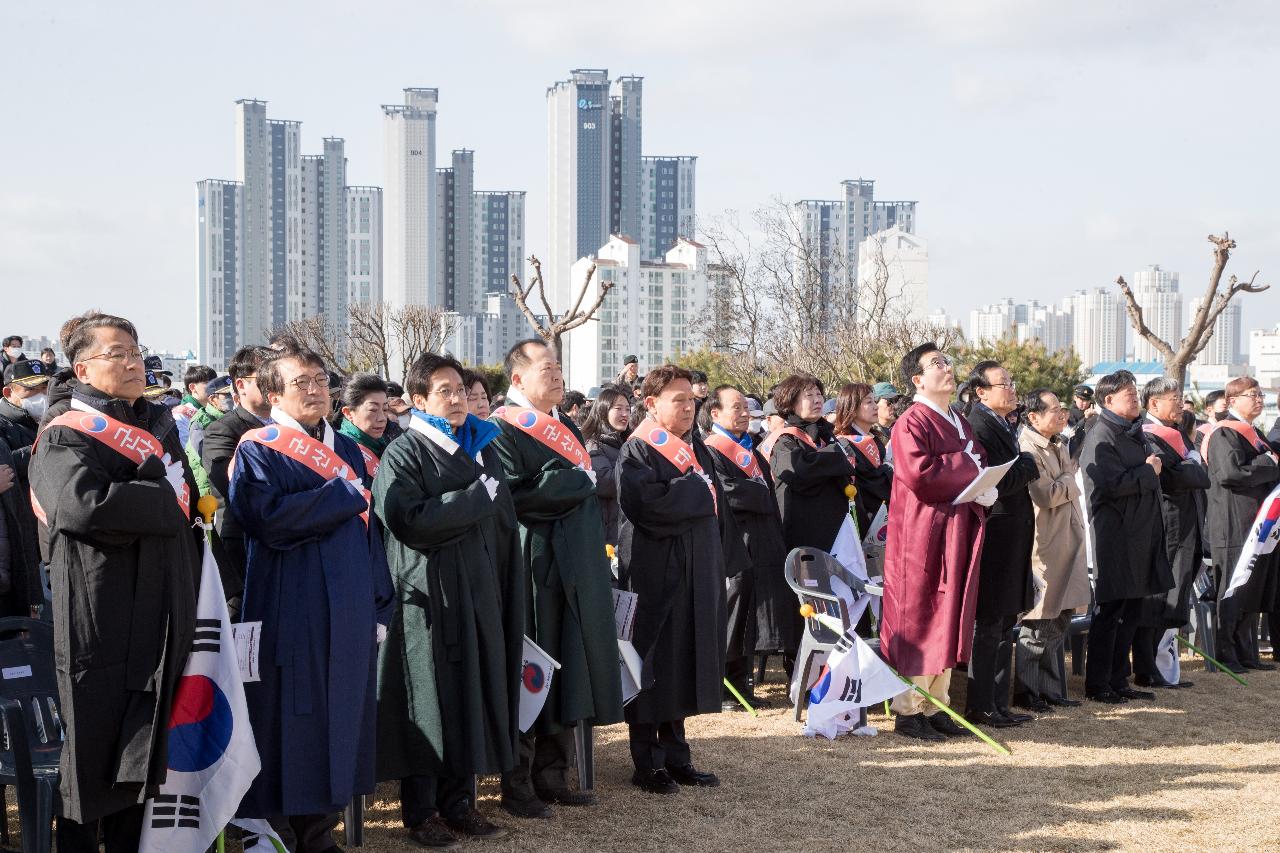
[1020,427,1092,619]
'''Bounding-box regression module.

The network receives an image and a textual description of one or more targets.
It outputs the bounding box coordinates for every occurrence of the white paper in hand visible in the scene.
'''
[480,474,500,501]
[581,466,598,486]
[162,455,185,496]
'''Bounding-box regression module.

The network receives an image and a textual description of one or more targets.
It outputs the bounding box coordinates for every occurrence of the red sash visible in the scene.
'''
[1201,418,1269,459]
[704,432,763,481]
[494,406,592,470]
[31,410,192,523]
[1143,423,1189,459]
[631,418,717,512]
[758,425,818,459]
[236,425,371,526]
[357,445,380,481]
[838,433,882,468]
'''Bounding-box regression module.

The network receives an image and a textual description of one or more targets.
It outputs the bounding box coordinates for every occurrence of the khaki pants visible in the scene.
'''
[890,669,951,716]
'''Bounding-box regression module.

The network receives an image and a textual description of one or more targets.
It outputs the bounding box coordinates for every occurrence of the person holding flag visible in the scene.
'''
[617,365,729,794]
[489,340,622,817]
[228,346,395,853]
[30,311,199,852]
[1205,376,1280,672]
[373,352,523,847]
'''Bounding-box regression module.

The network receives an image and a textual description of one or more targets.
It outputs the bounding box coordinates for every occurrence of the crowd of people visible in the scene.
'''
[1,314,1279,852]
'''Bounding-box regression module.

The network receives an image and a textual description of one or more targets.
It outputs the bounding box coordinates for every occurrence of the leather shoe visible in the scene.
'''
[1218,660,1248,674]
[895,713,945,741]
[1134,674,1178,688]
[536,787,597,806]
[444,808,506,839]
[964,710,1021,729]
[997,707,1034,723]
[1174,680,1195,688]
[666,763,720,787]
[928,713,968,737]
[1243,660,1276,671]
[500,796,553,819]
[407,816,461,849]
[1044,695,1082,708]
[1114,686,1155,700]
[1011,693,1053,713]
[1085,691,1128,704]
[632,768,680,795]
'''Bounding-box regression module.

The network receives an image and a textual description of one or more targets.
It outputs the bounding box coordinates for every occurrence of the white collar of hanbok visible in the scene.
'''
[504,384,560,420]
[269,406,334,450]
[406,412,460,456]
[915,394,966,440]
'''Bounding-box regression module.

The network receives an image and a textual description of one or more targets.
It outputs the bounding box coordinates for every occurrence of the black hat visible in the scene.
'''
[623,354,638,365]
[3,359,51,388]
[1072,385,1094,401]
[143,354,172,377]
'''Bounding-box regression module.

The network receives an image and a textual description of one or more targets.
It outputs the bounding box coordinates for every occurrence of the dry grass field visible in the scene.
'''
[7,656,1278,853]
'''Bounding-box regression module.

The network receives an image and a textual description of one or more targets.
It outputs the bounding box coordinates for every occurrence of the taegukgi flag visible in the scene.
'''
[806,628,907,740]
[518,635,562,732]
[139,523,261,853]
[1223,483,1280,600]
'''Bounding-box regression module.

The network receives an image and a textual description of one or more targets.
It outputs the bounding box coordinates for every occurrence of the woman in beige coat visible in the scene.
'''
[1012,389,1093,710]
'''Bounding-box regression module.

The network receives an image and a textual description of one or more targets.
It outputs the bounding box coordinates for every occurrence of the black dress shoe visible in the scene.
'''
[666,763,720,787]
[1134,674,1176,688]
[928,713,968,737]
[407,817,461,849]
[894,712,945,741]
[536,787,598,806]
[1174,680,1195,688]
[632,768,680,795]
[964,710,1021,729]
[1114,686,1155,700]
[996,707,1034,723]
[500,796,553,819]
[1218,660,1248,674]
[1085,691,1128,704]
[444,808,507,839]
[1243,660,1276,671]
[1044,695,1082,708]
[1011,693,1053,713]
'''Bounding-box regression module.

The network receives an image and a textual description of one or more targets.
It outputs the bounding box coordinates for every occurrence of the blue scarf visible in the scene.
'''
[712,422,753,450]
[411,409,500,457]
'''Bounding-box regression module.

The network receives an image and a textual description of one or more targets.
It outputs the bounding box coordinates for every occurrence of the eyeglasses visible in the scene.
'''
[83,346,148,365]
[429,386,468,401]
[1235,391,1263,400]
[286,375,330,393]
[990,382,1017,390]
[921,355,953,373]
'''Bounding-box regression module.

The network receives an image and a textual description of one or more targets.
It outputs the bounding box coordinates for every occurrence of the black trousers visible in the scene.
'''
[1217,597,1261,666]
[500,727,574,802]
[1085,597,1142,694]
[401,773,472,827]
[267,812,341,853]
[966,613,1017,713]
[628,719,691,771]
[724,569,756,695]
[1131,626,1161,678]
[55,805,144,853]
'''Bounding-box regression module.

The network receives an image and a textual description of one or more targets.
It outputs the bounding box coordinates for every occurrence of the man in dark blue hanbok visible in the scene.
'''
[229,347,394,853]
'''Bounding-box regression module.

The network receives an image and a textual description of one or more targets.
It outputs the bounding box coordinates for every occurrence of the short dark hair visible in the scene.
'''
[640,364,694,400]
[2,336,21,347]
[772,373,822,418]
[40,347,54,357]
[1204,389,1225,407]
[1021,387,1056,422]
[701,384,743,433]
[959,360,1002,414]
[406,352,466,400]
[386,381,405,398]
[62,311,139,364]
[341,373,389,411]
[690,370,708,384]
[258,348,326,396]
[267,332,302,351]
[504,338,551,380]
[462,370,490,399]
[227,345,273,382]
[184,364,217,392]
[833,382,873,435]
[900,341,940,389]
[1095,370,1136,407]
[562,389,586,413]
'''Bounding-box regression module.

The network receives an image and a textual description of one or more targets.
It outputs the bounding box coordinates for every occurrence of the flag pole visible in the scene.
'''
[722,678,758,716]
[1176,634,1248,686]
[216,830,226,853]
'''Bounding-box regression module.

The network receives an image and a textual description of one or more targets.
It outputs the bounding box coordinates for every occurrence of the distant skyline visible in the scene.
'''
[4,1,1279,355]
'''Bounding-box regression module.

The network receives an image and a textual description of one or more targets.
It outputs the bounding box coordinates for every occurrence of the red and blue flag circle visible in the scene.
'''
[737,450,753,467]
[80,414,109,433]
[649,428,669,446]
[166,674,234,773]
[517,411,538,429]
[259,426,280,441]
[522,662,546,693]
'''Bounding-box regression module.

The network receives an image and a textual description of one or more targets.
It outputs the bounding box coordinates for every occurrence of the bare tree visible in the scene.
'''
[274,302,457,379]
[273,315,347,373]
[1116,233,1270,387]
[392,304,456,380]
[509,255,613,359]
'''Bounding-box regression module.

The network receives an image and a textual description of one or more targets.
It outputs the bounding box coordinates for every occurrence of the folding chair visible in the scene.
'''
[783,547,883,725]
[0,617,62,853]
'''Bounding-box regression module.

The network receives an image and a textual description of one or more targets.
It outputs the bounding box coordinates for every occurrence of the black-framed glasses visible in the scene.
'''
[287,375,329,393]
[83,346,148,365]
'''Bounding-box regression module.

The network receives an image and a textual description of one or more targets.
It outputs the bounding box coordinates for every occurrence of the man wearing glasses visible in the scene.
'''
[881,342,997,742]
[228,346,395,853]
[1204,376,1279,673]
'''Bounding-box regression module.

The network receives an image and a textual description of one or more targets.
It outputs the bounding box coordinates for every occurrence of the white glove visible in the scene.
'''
[963,441,982,470]
[973,487,998,507]
[581,466,598,486]
[162,455,185,496]
[376,624,388,644]
[1186,449,1203,465]
[479,474,501,501]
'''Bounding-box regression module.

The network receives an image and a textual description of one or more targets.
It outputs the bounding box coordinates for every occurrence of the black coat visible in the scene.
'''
[1205,423,1280,612]
[200,405,261,607]
[586,432,623,547]
[835,433,893,538]
[770,417,855,553]
[0,439,42,616]
[705,435,797,653]
[965,407,1038,619]
[617,433,728,723]
[30,379,199,821]
[1080,410,1172,604]
[0,397,38,475]
[1141,425,1210,627]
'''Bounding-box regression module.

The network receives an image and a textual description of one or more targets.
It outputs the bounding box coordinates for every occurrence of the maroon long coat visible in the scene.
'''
[880,402,988,676]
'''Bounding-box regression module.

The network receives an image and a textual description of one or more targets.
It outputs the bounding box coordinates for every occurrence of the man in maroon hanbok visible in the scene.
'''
[881,343,997,741]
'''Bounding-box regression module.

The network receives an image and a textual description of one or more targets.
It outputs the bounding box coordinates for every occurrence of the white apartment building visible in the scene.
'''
[856,226,928,322]
[1191,296,1243,366]
[442,293,547,368]
[1131,265,1182,362]
[562,236,712,390]
[640,156,696,261]
[473,191,525,301]
[1249,325,1280,388]
[196,179,242,368]
[346,186,383,308]
[383,88,438,309]
[1064,288,1127,368]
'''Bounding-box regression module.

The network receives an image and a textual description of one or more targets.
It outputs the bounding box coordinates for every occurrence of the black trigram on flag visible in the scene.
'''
[192,618,220,654]
[150,793,200,829]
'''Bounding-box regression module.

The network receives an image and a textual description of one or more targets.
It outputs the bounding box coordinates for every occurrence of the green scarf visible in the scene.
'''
[337,417,389,456]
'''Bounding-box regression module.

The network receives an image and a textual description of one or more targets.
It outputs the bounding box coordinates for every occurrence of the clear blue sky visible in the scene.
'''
[3,1,1277,354]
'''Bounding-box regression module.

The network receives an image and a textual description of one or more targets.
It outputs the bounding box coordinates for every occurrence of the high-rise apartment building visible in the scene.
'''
[610,76,643,245]
[473,191,525,299]
[856,226,928,321]
[346,186,383,308]
[196,179,242,369]
[1131,265,1182,362]
[383,88,438,309]
[1064,288,1127,367]
[300,137,348,331]
[640,156,696,261]
[1191,296,1243,366]
[436,150,476,312]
